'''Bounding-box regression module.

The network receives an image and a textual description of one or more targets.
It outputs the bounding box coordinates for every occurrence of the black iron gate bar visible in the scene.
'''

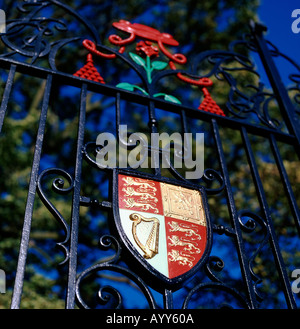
[65,83,87,309]
[0,64,16,133]
[0,3,298,309]
[11,74,53,309]
[241,126,295,308]
[212,119,257,309]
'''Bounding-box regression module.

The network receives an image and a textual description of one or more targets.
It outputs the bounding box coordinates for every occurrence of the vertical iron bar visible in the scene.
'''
[241,126,297,309]
[180,110,191,159]
[163,289,173,309]
[65,83,87,309]
[180,110,188,135]
[148,100,161,177]
[11,74,53,309]
[0,64,16,133]
[212,119,258,309]
[116,92,121,135]
[250,22,300,147]
[180,110,193,177]
[269,134,300,235]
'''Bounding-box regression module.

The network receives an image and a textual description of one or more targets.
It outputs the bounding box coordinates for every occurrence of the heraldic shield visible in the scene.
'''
[113,172,211,286]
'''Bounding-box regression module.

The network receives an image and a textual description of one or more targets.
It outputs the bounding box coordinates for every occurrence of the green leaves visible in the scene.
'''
[116,82,148,95]
[117,53,180,103]
[129,52,146,67]
[153,93,182,104]
[116,84,181,104]
[151,60,168,70]
[128,52,168,84]
[162,94,181,104]
[128,53,168,71]
[116,82,135,92]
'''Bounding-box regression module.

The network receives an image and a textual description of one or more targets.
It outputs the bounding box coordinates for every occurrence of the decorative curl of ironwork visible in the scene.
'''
[37,168,74,265]
[0,0,99,67]
[83,141,107,170]
[182,282,250,309]
[201,168,225,195]
[289,74,300,115]
[259,39,300,117]
[190,42,283,129]
[205,255,225,284]
[235,32,300,123]
[167,166,225,195]
[75,234,157,309]
[237,210,269,302]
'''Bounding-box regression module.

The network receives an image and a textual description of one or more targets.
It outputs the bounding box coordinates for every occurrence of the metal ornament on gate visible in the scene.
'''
[113,172,211,286]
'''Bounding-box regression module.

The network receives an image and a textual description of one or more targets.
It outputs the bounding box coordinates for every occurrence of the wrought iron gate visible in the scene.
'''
[0,1,299,309]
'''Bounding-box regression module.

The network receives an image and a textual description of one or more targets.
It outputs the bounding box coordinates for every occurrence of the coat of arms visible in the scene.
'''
[113,172,211,286]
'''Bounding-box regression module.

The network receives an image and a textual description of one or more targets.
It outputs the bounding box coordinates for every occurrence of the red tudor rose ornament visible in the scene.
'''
[136,41,159,58]
[74,19,226,116]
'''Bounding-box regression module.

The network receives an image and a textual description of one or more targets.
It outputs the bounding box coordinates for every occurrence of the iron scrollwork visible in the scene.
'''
[37,168,74,265]
[190,42,283,129]
[289,73,300,116]
[0,0,99,68]
[263,39,300,117]
[237,210,269,302]
[182,281,250,309]
[75,235,157,309]
[167,166,225,195]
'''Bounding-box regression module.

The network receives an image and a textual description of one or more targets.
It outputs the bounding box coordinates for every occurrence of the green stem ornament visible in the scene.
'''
[116,52,181,104]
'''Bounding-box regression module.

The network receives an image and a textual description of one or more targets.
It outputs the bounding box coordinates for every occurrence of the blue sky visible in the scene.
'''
[257,0,300,85]
[258,0,300,60]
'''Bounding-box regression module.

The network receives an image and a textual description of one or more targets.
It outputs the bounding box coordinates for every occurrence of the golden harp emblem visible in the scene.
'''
[129,213,160,259]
